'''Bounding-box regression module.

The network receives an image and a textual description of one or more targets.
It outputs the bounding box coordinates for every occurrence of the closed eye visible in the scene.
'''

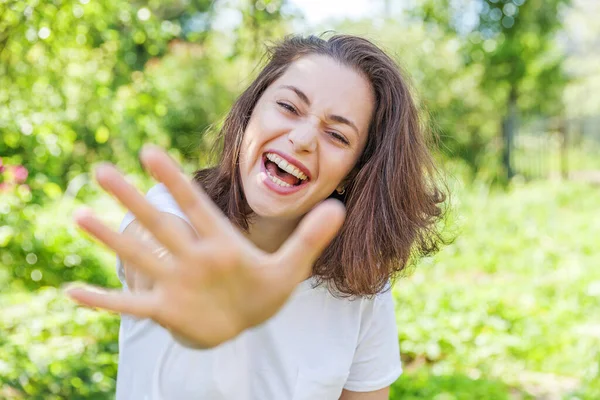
[276,101,298,115]
[327,131,350,146]
[277,101,350,146]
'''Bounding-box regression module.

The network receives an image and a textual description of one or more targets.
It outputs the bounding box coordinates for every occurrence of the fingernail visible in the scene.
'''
[140,145,152,163]
[61,281,86,294]
[141,144,160,158]
[141,147,162,180]
[73,207,94,222]
[94,162,113,180]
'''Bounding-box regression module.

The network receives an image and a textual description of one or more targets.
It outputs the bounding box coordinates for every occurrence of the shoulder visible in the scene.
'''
[307,279,395,328]
[322,280,394,310]
[146,182,171,198]
[343,283,402,392]
[146,183,185,214]
[360,283,395,327]
[119,183,190,231]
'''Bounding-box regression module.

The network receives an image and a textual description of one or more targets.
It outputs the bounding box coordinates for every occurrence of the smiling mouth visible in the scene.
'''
[262,152,310,188]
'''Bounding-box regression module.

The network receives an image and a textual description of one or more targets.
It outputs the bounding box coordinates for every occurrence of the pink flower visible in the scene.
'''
[13,165,28,183]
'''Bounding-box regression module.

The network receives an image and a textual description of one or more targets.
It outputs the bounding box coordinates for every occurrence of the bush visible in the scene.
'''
[393,180,600,399]
[390,368,532,400]
[0,288,119,399]
[0,186,123,291]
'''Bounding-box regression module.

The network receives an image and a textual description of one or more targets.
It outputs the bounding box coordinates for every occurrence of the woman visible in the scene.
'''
[68,34,446,399]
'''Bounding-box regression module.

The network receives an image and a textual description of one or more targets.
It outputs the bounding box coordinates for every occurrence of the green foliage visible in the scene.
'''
[391,368,533,400]
[336,19,506,180]
[415,0,570,114]
[0,289,119,399]
[0,0,292,289]
[392,179,600,399]
[2,180,599,398]
[364,0,572,178]
[0,0,224,198]
[1,0,598,398]
[0,186,123,290]
[1,0,172,185]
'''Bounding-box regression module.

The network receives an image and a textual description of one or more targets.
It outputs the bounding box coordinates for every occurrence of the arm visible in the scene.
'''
[69,146,346,349]
[339,387,390,400]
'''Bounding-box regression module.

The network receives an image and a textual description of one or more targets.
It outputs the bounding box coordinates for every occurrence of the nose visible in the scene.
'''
[288,123,317,153]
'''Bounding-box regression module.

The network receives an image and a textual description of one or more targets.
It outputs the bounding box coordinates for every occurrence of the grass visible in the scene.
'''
[2,178,600,398]
[390,179,600,399]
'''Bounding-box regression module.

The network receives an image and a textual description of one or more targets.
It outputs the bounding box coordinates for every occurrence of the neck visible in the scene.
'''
[245,215,300,253]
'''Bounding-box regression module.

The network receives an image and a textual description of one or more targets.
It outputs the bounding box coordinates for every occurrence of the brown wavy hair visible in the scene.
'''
[194,34,448,297]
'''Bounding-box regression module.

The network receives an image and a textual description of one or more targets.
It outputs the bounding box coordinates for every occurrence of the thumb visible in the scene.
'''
[274,199,346,284]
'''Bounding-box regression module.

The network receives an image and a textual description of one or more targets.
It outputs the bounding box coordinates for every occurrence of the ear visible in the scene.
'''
[342,168,359,188]
[336,167,359,195]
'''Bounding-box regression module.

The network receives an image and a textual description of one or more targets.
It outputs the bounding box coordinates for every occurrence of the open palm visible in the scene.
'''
[67,145,345,348]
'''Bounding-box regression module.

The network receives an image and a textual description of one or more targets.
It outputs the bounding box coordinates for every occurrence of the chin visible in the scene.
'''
[246,196,305,220]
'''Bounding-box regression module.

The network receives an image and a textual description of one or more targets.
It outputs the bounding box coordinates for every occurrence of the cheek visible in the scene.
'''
[319,150,359,189]
[257,105,289,135]
[243,107,283,149]
[240,116,265,163]
[238,134,252,170]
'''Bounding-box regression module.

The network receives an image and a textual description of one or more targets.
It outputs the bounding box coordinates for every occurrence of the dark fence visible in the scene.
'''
[510,115,600,181]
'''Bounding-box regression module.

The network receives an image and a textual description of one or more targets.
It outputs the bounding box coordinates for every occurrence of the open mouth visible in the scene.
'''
[262,152,310,188]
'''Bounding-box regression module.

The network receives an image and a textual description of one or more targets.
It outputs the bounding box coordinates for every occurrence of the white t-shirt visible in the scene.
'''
[115,183,402,400]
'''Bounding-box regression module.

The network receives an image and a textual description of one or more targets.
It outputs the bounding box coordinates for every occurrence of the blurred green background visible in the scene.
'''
[1,0,599,398]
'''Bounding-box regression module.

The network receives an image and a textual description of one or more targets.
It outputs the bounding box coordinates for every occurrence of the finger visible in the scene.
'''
[275,199,346,283]
[139,145,230,237]
[94,163,193,255]
[65,284,157,318]
[74,208,166,279]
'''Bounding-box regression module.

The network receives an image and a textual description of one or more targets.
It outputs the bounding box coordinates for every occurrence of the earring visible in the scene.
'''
[336,186,346,195]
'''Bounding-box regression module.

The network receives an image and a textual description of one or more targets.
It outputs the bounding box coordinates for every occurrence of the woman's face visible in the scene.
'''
[239,54,374,220]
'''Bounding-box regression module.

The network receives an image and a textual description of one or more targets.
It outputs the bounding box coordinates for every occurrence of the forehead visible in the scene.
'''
[269,54,374,130]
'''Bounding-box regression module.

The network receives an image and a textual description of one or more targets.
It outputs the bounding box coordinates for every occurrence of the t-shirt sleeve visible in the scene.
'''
[115,183,192,289]
[343,287,403,392]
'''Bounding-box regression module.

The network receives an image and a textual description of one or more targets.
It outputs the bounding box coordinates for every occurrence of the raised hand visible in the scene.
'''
[66,145,345,348]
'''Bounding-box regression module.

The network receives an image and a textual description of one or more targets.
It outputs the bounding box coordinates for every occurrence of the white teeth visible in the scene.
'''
[265,153,308,181]
[266,170,292,187]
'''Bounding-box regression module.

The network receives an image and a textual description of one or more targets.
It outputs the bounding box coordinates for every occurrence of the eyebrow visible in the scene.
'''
[278,85,360,136]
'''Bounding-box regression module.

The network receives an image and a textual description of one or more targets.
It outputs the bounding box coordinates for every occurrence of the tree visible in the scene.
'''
[0,0,294,290]
[414,0,571,179]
